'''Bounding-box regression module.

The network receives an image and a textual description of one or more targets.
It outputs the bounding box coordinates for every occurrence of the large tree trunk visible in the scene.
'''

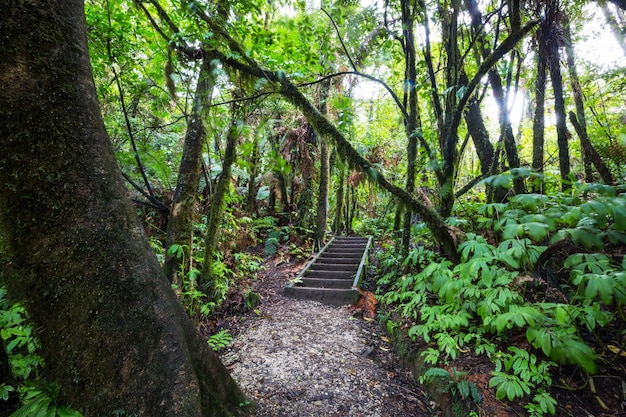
[164,58,215,285]
[0,2,249,415]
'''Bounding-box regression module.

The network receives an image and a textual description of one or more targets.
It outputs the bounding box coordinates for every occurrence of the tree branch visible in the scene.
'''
[321,7,358,71]
[207,50,460,262]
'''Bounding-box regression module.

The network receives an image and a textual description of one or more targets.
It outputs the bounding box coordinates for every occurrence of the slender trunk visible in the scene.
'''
[402,0,420,254]
[394,202,404,235]
[562,16,614,184]
[333,166,345,234]
[562,16,594,181]
[164,58,215,285]
[246,134,259,216]
[548,34,571,190]
[462,74,494,175]
[201,116,239,292]
[276,171,290,213]
[439,0,461,218]
[569,112,615,184]
[465,0,526,194]
[0,2,249,414]
[315,79,331,250]
[532,45,548,193]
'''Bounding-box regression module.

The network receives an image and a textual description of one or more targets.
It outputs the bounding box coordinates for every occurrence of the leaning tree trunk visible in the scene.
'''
[201,115,239,293]
[563,16,614,185]
[0,1,249,416]
[562,16,593,181]
[164,58,216,286]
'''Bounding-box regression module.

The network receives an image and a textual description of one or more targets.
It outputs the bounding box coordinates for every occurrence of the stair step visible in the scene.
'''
[317,257,360,264]
[305,270,355,279]
[285,235,370,305]
[300,278,354,288]
[310,263,358,272]
[325,249,364,255]
[283,287,359,305]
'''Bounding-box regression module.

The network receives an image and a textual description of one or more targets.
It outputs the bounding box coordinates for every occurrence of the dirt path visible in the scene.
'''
[218,256,436,417]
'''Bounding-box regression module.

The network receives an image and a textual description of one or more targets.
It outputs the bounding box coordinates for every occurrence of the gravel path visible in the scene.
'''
[218,258,435,417]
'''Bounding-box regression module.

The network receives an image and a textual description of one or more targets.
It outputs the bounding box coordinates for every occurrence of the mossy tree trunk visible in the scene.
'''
[246,134,260,216]
[333,164,345,234]
[314,79,331,250]
[401,0,420,256]
[164,58,216,286]
[201,114,240,293]
[0,2,249,415]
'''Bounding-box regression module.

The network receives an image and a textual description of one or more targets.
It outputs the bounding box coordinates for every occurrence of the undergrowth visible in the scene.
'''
[0,287,83,417]
[376,181,626,416]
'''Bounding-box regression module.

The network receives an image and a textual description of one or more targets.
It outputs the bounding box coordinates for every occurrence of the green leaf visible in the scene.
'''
[56,407,84,417]
[502,223,523,240]
[523,222,550,241]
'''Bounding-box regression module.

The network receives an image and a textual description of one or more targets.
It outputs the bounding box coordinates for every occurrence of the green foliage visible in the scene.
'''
[378,184,626,414]
[9,384,83,417]
[0,288,83,416]
[207,330,234,351]
[422,367,481,403]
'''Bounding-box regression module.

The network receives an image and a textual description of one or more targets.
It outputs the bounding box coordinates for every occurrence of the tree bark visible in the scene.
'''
[547,29,572,190]
[439,0,461,218]
[463,91,494,176]
[562,16,594,181]
[246,134,259,216]
[202,116,240,291]
[465,0,526,195]
[532,40,548,193]
[0,2,249,415]
[569,112,615,184]
[333,166,345,234]
[315,79,331,250]
[164,58,215,285]
[401,0,420,255]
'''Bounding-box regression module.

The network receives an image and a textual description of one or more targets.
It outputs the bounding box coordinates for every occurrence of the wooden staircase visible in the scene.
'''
[284,236,371,305]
